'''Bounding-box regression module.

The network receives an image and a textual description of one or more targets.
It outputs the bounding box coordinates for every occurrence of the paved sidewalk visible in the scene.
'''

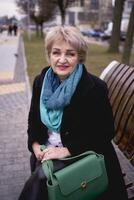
[0,32,19,81]
[0,32,134,200]
[0,32,31,200]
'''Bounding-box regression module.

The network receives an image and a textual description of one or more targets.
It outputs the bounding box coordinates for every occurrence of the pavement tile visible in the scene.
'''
[0,82,25,95]
[0,72,14,81]
[0,33,31,200]
[0,32,19,82]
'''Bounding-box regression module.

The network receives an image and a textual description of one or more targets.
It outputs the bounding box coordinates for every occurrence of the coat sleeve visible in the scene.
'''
[27,75,42,152]
[97,82,115,145]
[27,67,52,152]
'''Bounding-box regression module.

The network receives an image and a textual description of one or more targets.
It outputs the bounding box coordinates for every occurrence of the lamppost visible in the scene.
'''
[27,0,31,40]
[35,1,40,35]
[35,2,40,17]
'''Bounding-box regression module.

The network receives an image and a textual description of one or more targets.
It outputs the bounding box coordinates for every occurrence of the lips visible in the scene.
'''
[57,65,69,70]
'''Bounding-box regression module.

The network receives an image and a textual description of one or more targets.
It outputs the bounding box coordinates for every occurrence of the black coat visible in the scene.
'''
[27,65,128,199]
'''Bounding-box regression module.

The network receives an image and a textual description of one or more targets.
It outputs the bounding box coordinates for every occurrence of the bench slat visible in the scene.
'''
[109,67,134,106]
[113,88,134,144]
[123,133,134,159]
[104,63,126,93]
[108,65,130,99]
[117,102,134,153]
[111,70,134,117]
[100,60,134,167]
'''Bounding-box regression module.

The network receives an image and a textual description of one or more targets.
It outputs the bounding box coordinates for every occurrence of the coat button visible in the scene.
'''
[65,131,69,136]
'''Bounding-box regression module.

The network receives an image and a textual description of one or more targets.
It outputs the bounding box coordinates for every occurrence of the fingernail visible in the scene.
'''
[41,159,46,163]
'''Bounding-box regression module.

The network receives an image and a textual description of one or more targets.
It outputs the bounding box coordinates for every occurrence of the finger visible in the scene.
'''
[37,155,42,160]
[42,147,56,155]
[42,152,50,160]
[41,155,51,162]
[42,148,49,153]
[42,151,56,162]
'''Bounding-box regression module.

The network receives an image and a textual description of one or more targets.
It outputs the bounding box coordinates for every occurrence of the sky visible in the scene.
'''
[0,0,23,19]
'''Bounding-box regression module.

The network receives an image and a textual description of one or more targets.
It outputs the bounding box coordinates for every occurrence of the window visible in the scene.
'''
[90,0,99,10]
[80,0,84,7]
[127,1,133,9]
[70,0,84,7]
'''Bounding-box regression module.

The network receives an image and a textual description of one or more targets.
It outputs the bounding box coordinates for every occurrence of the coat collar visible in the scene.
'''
[73,64,95,97]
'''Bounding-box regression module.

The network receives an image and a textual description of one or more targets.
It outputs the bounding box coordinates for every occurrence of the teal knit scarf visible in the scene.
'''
[40,64,83,132]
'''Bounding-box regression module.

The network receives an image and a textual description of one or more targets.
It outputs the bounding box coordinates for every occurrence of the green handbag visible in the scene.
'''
[41,146,108,200]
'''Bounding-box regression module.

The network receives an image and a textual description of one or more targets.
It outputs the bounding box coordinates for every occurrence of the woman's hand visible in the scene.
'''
[32,142,44,161]
[41,147,71,162]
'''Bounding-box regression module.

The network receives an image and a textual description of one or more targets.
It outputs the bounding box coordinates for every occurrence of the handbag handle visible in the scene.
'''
[41,145,101,185]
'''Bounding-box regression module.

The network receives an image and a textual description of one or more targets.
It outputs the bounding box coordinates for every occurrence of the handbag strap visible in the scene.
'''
[41,145,101,185]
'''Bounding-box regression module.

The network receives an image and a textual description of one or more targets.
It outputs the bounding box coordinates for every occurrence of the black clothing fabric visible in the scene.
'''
[18,160,66,200]
[23,65,128,200]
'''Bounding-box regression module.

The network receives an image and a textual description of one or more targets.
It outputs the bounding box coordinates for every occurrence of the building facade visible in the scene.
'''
[66,0,113,29]
[55,0,133,30]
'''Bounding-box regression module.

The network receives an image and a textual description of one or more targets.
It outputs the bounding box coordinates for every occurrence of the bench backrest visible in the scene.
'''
[100,60,134,165]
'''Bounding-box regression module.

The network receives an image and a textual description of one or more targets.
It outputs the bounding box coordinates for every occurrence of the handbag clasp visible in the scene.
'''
[81,181,87,189]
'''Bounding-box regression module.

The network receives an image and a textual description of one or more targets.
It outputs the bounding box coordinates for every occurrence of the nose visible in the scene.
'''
[59,54,67,63]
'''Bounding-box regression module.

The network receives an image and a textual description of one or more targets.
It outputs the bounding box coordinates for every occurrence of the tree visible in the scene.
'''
[57,0,70,25]
[52,0,74,25]
[33,0,56,36]
[16,0,56,36]
[122,3,134,65]
[108,0,126,53]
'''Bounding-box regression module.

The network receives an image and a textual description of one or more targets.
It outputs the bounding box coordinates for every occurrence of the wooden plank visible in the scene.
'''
[102,61,121,83]
[113,87,134,144]
[109,67,134,106]
[123,133,134,159]
[112,71,134,118]
[109,65,130,100]
[106,64,126,94]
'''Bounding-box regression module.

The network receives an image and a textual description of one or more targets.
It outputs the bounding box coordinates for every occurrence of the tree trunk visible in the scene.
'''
[36,24,39,37]
[61,11,65,25]
[108,0,125,53]
[122,4,134,65]
[40,23,44,38]
[57,0,69,25]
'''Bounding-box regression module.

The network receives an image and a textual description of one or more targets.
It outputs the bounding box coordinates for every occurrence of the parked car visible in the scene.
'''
[81,28,104,38]
[89,29,104,38]
[81,29,91,37]
[120,31,126,41]
[100,31,126,41]
[100,32,111,41]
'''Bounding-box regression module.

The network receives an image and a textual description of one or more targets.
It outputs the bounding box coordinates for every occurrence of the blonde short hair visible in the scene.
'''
[45,25,88,63]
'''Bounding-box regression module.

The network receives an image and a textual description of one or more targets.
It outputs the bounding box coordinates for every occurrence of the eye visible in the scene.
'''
[66,52,76,57]
[52,51,60,55]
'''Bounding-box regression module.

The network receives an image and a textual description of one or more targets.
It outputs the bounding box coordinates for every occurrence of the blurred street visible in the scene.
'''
[0,31,134,200]
[84,35,134,55]
[0,31,19,81]
[0,31,31,200]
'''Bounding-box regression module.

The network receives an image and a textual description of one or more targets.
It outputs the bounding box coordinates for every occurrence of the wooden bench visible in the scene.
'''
[100,60,134,199]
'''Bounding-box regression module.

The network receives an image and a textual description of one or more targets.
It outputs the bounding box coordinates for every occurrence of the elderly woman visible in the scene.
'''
[18,26,128,200]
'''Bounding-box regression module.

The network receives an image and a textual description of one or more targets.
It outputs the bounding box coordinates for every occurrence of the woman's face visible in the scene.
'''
[49,40,79,80]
